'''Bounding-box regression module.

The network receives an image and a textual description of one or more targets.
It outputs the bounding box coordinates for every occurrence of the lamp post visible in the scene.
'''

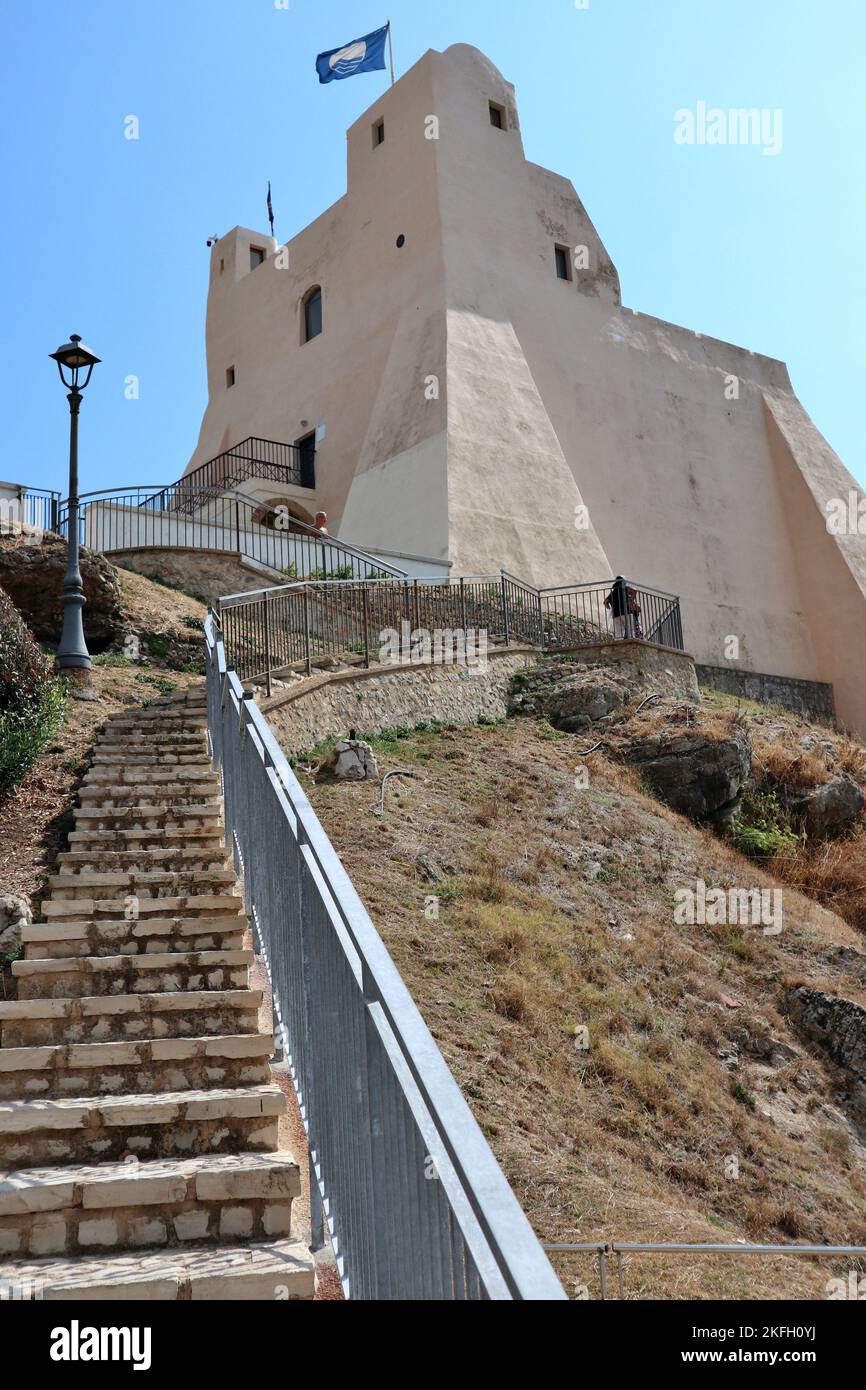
[49,334,101,673]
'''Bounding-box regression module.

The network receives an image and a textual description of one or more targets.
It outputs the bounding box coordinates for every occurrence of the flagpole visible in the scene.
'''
[387,19,395,86]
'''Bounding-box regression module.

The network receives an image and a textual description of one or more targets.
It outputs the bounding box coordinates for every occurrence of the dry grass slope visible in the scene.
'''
[302,709,866,1301]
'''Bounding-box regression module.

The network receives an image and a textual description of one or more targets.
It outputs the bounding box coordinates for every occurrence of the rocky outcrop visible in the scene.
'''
[789,775,865,838]
[783,987,866,1135]
[511,667,639,733]
[0,531,123,650]
[0,894,31,956]
[620,727,752,822]
[317,738,379,782]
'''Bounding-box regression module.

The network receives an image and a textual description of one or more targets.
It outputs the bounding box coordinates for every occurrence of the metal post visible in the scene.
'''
[460,577,468,665]
[264,592,272,698]
[303,587,312,676]
[362,586,371,668]
[56,389,91,671]
[501,575,510,647]
[598,1247,608,1301]
[235,499,241,554]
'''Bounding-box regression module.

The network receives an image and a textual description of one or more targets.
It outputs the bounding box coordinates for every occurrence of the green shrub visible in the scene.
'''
[730,789,800,859]
[183,615,205,632]
[135,673,177,695]
[143,633,170,660]
[0,586,67,797]
[92,651,133,668]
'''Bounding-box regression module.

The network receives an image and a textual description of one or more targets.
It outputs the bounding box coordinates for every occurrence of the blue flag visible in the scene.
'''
[316,24,389,84]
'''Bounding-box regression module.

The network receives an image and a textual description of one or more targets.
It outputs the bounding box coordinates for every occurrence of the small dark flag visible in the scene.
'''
[267,182,274,237]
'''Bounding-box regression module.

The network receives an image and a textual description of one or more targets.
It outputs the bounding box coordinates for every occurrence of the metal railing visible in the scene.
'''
[205,614,566,1301]
[54,488,403,585]
[166,436,314,515]
[217,572,685,689]
[546,1240,866,1301]
[539,579,684,651]
[0,486,61,534]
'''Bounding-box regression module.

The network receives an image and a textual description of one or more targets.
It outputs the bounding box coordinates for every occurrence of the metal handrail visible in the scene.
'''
[52,486,405,584]
[205,614,566,1301]
[218,571,505,607]
[215,571,686,688]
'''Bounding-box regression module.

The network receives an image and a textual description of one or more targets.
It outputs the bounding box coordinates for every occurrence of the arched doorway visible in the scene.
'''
[252,498,317,533]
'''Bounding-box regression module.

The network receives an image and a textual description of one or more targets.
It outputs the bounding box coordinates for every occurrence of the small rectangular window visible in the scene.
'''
[219,258,225,275]
[555,245,572,282]
[250,247,266,271]
[226,366,236,389]
[489,102,505,129]
[373,119,385,147]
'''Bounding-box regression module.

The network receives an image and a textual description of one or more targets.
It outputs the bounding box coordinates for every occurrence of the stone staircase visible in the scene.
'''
[0,686,315,1300]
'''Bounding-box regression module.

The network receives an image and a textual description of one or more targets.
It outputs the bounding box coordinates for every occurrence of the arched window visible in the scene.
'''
[252,499,317,533]
[302,286,322,343]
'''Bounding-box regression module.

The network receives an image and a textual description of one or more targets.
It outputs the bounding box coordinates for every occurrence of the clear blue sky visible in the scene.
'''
[2,0,864,498]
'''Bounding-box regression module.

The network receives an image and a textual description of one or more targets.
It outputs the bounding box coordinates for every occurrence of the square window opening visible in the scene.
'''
[489,102,505,130]
[250,246,266,271]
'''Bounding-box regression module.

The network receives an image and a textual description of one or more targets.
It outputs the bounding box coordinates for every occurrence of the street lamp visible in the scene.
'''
[49,334,101,672]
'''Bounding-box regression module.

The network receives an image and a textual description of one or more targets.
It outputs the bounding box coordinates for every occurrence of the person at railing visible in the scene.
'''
[605,576,642,639]
[314,511,329,535]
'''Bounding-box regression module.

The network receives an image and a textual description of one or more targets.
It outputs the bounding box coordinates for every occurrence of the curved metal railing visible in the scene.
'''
[54,487,405,583]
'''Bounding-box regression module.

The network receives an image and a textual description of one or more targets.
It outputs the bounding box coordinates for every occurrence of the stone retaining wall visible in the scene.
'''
[262,650,537,756]
[261,638,702,757]
[696,664,836,725]
[554,640,700,703]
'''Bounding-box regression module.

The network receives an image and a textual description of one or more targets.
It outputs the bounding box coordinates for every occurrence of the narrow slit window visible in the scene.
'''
[373,118,385,147]
[555,245,572,282]
[226,366,236,388]
[489,102,505,129]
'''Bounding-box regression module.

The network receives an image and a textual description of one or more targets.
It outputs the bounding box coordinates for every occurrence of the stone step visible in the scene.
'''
[95,736,208,752]
[84,766,218,786]
[105,718,207,735]
[73,805,223,830]
[0,989,262,1047]
[0,1235,314,1300]
[57,848,231,873]
[45,874,237,904]
[0,1034,273,1100]
[78,784,223,807]
[109,698,207,714]
[0,1152,301,1262]
[22,915,246,960]
[13,949,253,1000]
[68,828,225,850]
[40,894,243,921]
[91,752,209,768]
[0,1085,285,1168]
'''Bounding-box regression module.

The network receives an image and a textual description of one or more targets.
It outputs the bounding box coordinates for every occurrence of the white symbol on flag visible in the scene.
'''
[330,40,368,74]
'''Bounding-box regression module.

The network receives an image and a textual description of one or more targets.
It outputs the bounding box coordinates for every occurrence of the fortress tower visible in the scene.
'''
[184,43,866,733]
